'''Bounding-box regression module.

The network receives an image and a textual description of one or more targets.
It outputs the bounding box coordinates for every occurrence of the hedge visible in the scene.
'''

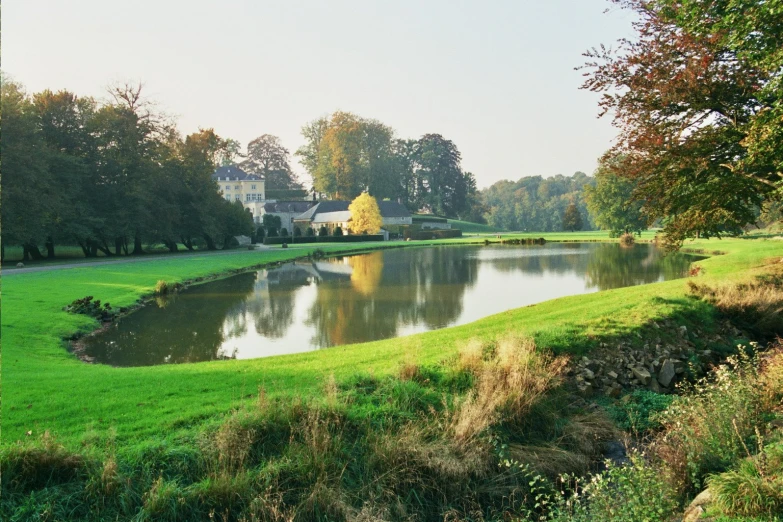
[263,234,384,245]
[405,229,463,240]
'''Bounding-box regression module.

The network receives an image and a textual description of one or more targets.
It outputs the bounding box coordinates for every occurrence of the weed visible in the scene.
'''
[708,442,783,517]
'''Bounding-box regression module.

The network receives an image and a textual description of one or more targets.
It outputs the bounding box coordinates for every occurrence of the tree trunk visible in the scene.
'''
[203,234,217,250]
[181,237,194,251]
[46,236,56,259]
[132,233,144,255]
[164,239,178,252]
[115,236,125,256]
[1,242,5,262]
[24,242,45,260]
[22,244,30,262]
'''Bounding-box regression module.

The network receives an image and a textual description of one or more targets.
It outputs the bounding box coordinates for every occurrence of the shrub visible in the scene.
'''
[604,390,674,434]
[652,347,772,493]
[305,227,315,237]
[267,227,278,237]
[619,232,635,246]
[64,296,114,321]
[154,280,169,295]
[294,227,302,237]
[545,454,679,522]
[279,227,288,237]
[333,226,343,237]
[318,225,328,237]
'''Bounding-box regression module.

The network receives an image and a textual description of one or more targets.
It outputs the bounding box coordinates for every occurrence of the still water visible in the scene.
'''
[83,244,701,366]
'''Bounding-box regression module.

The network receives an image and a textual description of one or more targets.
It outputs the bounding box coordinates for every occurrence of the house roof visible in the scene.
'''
[263,201,317,214]
[211,165,263,181]
[294,199,411,222]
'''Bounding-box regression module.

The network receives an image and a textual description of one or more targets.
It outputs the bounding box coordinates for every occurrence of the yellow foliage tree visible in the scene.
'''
[348,193,383,235]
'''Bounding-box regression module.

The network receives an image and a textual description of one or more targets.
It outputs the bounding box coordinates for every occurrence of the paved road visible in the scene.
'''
[1,245,294,275]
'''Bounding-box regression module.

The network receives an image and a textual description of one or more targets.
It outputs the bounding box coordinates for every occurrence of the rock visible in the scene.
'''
[648,379,661,393]
[607,370,619,380]
[682,489,713,522]
[658,359,676,387]
[582,368,595,380]
[16,262,24,268]
[679,325,688,337]
[605,385,621,398]
[632,367,651,385]
[576,383,593,398]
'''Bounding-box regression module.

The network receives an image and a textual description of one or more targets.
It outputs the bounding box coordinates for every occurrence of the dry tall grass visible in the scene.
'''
[450,336,567,447]
[687,268,783,338]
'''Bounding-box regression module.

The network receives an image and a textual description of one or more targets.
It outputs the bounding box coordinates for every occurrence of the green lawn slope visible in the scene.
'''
[3,235,781,448]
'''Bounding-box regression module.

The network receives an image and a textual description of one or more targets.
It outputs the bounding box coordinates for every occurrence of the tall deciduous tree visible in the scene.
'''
[348,193,383,234]
[585,156,648,236]
[241,134,302,190]
[562,201,584,232]
[582,0,783,247]
[0,79,51,261]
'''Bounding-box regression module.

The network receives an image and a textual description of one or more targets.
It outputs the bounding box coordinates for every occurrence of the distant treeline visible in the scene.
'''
[1,80,253,261]
[480,172,597,232]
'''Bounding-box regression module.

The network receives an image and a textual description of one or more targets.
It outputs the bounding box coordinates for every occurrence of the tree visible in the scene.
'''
[262,214,281,236]
[241,134,302,190]
[562,201,584,232]
[348,193,383,235]
[585,156,648,236]
[0,79,52,261]
[582,0,783,247]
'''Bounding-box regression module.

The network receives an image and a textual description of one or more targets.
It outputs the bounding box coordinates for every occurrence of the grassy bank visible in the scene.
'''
[2,234,783,520]
[2,235,780,446]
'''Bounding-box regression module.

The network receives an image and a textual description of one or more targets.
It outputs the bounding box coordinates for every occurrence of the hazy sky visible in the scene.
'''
[3,1,635,188]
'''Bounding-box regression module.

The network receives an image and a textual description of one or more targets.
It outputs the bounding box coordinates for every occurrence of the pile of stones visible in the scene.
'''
[568,321,741,397]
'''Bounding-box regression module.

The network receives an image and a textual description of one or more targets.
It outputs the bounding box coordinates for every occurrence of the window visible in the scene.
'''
[235,185,240,190]
[225,195,231,201]
[225,185,230,190]
[235,194,241,201]
[251,184,256,190]
[246,194,251,202]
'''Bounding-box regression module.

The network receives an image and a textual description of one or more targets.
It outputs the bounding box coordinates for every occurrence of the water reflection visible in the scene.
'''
[83,244,701,366]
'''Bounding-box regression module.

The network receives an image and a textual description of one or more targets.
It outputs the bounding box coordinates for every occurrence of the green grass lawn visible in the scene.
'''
[3,233,781,449]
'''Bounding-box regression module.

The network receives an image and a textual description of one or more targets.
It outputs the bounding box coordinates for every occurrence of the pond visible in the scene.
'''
[82,243,703,366]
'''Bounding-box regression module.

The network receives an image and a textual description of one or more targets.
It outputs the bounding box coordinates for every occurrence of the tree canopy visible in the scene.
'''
[585,156,648,236]
[296,112,481,219]
[241,134,302,191]
[348,193,383,235]
[0,79,252,260]
[481,172,596,232]
[582,0,783,246]
[562,201,584,232]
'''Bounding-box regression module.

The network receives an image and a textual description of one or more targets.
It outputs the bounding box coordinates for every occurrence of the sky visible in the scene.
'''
[3,0,636,189]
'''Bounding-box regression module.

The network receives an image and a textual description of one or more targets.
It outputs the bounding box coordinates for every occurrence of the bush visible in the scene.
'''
[545,454,679,522]
[619,232,635,246]
[64,296,114,321]
[294,227,302,237]
[318,225,328,237]
[267,227,278,237]
[305,227,315,237]
[279,228,289,237]
[333,226,343,237]
[604,390,674,434]
[404,229,463,240]
[254,227,265,243]
[653,347,773,493]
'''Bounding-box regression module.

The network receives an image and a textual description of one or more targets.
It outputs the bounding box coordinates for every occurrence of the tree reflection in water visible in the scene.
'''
[82,244,701,366]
